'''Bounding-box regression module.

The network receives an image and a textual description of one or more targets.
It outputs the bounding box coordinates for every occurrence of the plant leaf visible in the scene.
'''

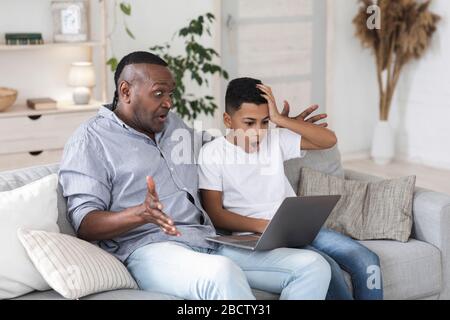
[120,2,131,16]
[147,12,229,120]
[125,27,135,39]
[179,28,189,37]
[106,57,118,72]
[223,70,229,79]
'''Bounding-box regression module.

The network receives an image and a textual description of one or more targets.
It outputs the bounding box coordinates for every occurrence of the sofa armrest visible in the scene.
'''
[344,168,450,299]
[412,188,450,299]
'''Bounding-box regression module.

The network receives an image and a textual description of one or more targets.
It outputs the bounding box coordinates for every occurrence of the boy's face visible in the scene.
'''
[223,102,270,153]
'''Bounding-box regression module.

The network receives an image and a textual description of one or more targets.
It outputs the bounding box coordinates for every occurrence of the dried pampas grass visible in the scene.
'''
[353,0,440,120]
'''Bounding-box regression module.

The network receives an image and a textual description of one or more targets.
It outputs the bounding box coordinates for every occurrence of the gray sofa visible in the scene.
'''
[1,147,449,300]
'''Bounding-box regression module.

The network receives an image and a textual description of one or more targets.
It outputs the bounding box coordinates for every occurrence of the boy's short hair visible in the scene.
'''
[225,77,267,114]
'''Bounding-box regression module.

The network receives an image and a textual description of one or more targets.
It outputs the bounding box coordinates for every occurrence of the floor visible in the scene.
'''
[343,159,450,195]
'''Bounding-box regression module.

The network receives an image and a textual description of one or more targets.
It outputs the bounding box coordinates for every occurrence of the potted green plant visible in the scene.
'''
[353,0,440,164]
[107,3,228,121]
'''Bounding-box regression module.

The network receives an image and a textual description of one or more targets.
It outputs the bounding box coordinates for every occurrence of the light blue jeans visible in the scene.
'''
[125,241,331,300]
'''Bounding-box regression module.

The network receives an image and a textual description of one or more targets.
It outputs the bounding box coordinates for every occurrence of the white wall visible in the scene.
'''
[329,0,450,169]
[390,0,450,169]
[327,0,379,157]
[106,0,223,130]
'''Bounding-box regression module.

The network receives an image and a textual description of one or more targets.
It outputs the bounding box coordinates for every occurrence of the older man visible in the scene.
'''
[59,51,331,300]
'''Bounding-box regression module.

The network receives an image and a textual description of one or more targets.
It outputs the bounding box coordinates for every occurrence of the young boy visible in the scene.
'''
[198,77,383,300]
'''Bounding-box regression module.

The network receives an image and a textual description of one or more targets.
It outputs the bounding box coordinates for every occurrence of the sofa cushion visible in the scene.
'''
[252,289,279,300]
[12,289,180,300]
[18,229,139,300]
[0,174,60,299]
[299,168,416,242]
[0,164,75,236]
[13,288,277,300]
[284,144,344,193]
[355,239,442,300]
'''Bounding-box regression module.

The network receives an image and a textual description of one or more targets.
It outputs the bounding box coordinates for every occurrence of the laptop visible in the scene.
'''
[206,195,341,251]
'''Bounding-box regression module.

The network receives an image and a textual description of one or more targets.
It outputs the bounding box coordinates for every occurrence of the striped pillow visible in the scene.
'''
[17,229,138,299]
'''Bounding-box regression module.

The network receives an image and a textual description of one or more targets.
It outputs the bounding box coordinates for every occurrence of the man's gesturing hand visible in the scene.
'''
[138,176,181,236]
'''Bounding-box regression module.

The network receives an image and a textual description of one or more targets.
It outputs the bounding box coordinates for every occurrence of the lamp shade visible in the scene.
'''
[68,62,96,87]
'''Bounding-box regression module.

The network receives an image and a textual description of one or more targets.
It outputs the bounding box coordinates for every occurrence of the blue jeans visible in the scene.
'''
[310,228,383,300]
[125,241,331,300]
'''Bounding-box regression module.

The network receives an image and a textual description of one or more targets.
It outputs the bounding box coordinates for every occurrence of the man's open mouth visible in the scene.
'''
[157,113,168,121]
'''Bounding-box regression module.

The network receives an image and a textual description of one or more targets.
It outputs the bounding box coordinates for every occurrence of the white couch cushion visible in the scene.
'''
[0,164,75,236]
[0,174,59,299]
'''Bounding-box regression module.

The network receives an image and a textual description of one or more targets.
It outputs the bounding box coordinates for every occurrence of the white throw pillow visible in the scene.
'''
[0,174,59,299]
[18,229,138,299]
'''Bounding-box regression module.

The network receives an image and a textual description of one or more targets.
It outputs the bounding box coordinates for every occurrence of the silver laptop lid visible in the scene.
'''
[255,195,341,251]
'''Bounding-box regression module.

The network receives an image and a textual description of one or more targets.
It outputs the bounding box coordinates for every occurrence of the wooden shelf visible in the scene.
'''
[0,100,104,118]
[0,41,105,51]
[0,0,109,171]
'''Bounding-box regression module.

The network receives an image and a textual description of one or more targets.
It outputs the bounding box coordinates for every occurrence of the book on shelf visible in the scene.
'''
[5,33,44,45]
[26,98,57,110]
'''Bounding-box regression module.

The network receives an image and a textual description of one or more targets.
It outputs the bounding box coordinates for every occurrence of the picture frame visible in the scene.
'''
[51,0,88,42]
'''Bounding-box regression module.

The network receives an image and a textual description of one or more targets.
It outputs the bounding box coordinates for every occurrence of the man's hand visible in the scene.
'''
[138,176,181,236]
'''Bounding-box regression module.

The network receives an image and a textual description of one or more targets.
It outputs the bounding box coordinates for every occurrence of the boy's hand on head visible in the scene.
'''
[280,100,291,118]
[256,84,283,126]
[257,84,329,128]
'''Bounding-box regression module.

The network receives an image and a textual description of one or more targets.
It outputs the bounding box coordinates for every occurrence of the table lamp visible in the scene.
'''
[68,62,96,105]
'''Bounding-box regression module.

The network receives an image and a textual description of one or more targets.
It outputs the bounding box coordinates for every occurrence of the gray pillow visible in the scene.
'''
[298,167,416,242]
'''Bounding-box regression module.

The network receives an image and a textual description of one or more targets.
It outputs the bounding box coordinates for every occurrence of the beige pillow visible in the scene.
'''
[17,229,138,300]
[298,167,416,242]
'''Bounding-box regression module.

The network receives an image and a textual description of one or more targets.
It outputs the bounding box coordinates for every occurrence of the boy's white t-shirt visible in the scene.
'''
[198,128,306,220]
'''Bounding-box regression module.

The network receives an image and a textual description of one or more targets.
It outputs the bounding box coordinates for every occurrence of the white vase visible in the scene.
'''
[371,120,395,165]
